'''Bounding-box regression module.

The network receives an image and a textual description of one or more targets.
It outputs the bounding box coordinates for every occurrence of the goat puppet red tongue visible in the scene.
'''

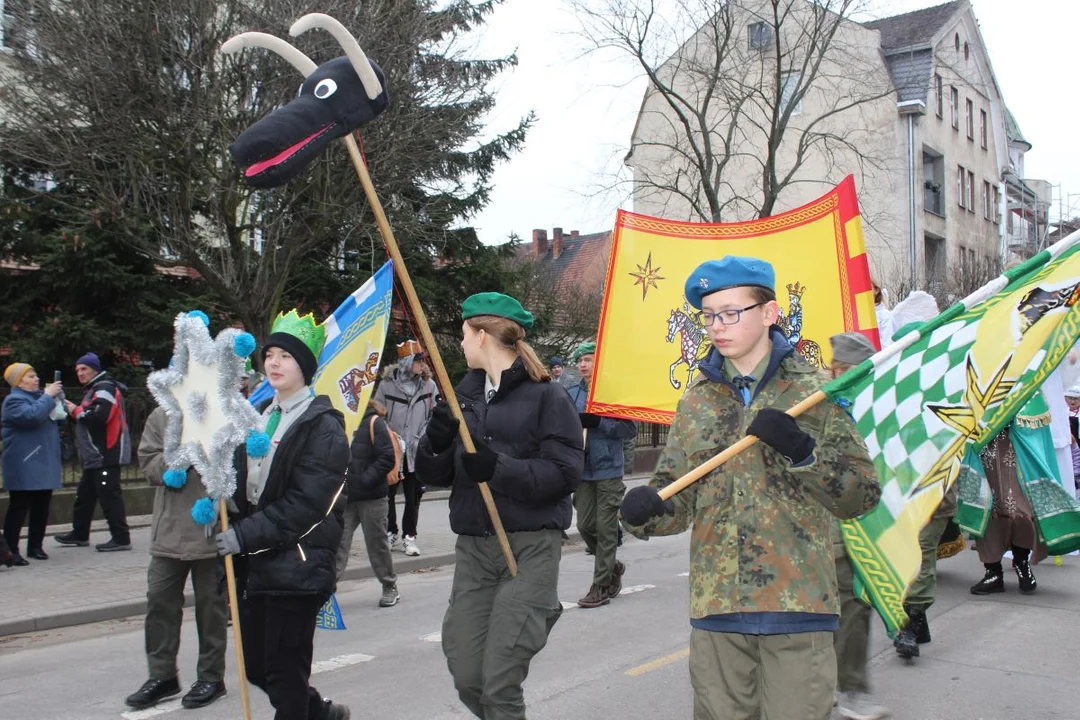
[243,125,334,179]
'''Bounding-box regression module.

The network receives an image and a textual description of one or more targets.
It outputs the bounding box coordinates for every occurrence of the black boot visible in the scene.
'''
[970,566,1005,595]
[894,623,919,658]
[907,607,931,644]
[181,680,226,709]
[125,678,181,709]
[1014,558,1037,594]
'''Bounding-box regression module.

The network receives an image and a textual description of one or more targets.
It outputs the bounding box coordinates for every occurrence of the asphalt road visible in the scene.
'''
[1,530,1078,719]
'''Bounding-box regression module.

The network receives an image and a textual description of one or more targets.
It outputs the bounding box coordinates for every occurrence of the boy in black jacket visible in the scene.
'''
[215,311,350,720]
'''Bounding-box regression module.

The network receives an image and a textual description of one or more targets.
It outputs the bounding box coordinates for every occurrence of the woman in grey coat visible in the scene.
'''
[373,341,437,556]
[2,362,64,564]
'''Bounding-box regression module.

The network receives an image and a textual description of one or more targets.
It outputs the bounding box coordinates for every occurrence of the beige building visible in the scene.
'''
[626,0,1042,302]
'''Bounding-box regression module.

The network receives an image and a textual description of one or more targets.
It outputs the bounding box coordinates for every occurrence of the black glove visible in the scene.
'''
[747,408,815,465]
[461,440,499,484]
[620,486,674,526]
[426,400,460,454]
[579,413,602,430]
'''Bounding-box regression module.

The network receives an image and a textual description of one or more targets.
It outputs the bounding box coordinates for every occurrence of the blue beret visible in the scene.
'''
[684,256,775,310]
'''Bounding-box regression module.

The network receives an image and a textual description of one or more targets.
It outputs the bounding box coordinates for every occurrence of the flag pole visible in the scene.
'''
[341,134,518,576]
[218,498,252,720]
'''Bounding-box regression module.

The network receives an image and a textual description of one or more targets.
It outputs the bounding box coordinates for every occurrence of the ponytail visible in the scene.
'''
[514,338,551,383]
[466,316,551,383]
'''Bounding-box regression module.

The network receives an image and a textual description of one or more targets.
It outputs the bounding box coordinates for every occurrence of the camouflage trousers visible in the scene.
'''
[442,530,564,720]
[690,628,836,720]
[574,478,625,586]
[834,553,870,694]
[907,515,949,611]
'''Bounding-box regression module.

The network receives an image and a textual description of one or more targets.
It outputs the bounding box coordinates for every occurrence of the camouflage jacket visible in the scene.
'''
[626,339,881,620]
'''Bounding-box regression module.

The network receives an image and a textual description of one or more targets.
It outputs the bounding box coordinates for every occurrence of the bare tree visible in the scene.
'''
[571,0,898,222]
[511,254,604,360]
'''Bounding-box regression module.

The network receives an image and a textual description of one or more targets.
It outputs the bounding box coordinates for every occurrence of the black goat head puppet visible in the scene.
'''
[223,14,389,189]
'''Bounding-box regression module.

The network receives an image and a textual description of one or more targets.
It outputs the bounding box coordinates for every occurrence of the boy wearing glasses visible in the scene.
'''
[620,257,881,719]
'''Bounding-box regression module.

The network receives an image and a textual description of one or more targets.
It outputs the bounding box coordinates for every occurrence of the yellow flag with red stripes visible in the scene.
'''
[589,176,876,423]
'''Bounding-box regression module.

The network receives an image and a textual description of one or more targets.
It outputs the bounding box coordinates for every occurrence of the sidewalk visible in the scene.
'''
[0,477,650,636]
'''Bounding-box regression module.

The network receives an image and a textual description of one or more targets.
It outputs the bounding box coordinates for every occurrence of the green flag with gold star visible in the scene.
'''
[825,231,1080,635]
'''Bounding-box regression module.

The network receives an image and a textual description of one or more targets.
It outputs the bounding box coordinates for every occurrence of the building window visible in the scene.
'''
[966,99,974,140]
[982,181,992,220]
[992,185,1001,224]
[964,42,970,60]
[967,170,975,213]
[923,149,945,215]
[957,166,966,209]
[954,33,960,52]
[980,109,987,149]
[950,87,959,130]
[780,72,802,115]
[748,22,772,50]
[934,74,943,118]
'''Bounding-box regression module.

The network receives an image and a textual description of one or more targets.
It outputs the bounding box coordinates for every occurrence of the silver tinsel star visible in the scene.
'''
[147,313,263,500]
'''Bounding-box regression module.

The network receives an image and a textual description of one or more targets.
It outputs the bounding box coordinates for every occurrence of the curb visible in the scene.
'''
[0,529,586,637]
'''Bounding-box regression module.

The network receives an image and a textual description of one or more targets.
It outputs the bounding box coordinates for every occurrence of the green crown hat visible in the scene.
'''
[270,310,327,360]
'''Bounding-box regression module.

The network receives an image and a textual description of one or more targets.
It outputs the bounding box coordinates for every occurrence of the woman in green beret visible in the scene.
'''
[415,292,584,720]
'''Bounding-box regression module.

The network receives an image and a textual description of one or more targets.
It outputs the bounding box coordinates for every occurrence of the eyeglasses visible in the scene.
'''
[695,302,766,327]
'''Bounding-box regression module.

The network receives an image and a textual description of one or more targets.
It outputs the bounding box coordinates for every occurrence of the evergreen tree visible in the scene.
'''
[1,0,532,380]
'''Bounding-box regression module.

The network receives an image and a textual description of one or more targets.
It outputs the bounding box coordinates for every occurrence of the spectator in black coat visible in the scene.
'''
[335,399,400,607]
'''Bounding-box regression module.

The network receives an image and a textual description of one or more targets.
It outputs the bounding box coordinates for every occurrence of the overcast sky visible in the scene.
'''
[464,0,1079,245]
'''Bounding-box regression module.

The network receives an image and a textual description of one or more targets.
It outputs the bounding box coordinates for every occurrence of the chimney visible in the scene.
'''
[570,230,580,238]
[531,229,548,257]
[552,227,565,259]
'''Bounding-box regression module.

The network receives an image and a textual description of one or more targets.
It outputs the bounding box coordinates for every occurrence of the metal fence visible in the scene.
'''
[635,422,669,448]
[0,386,153,487]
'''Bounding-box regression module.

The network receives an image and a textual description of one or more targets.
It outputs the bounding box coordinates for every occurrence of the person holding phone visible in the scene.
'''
[2,362,65,564]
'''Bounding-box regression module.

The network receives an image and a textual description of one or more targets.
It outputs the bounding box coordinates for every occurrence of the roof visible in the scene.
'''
[862,1,962,51]
[513,231,612,295]
[882,50,935,103]
[1005,107,1030,148]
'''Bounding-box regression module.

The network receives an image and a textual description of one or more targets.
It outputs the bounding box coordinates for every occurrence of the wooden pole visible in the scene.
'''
[657,391,828,501]
[341,133,519,576]
[218,498,252,720]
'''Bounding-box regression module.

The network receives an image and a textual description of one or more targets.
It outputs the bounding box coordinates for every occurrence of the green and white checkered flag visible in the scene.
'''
[825,230,1080,635]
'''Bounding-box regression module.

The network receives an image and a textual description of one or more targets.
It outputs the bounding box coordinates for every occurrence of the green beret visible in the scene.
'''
[461,292,534,332]
[572,341,597,362]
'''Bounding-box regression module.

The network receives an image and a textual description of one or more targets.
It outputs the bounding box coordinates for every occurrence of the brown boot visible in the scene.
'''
[578,584,610,608]
[607,560,626,599]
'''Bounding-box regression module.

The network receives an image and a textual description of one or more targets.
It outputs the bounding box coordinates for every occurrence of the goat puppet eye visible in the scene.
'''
[313,78,338,99]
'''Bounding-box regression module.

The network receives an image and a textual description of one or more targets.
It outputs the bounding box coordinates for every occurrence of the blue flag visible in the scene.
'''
[249,260,394,441]
[315,593,347,631]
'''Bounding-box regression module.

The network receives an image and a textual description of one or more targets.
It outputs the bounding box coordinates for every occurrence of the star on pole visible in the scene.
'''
[629,252,665,301]
[147,313,263,501]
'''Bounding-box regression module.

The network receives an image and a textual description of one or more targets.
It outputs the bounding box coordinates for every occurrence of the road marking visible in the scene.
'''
[121,701,182,720]
[311,653,375,674]
[677,572,690,577]
[619,584,656,595]
[421,631,442,642]
[120,654,375,719]
[625,647,690,676]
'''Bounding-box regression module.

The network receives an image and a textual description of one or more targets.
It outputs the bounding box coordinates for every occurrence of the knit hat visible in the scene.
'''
[549,356,564,368]
[572,341,597,362]
[461,292,534,332]
[75,352,102,372]
[264,310,326,386]
[3,362,33,387]
[829,333,876,366]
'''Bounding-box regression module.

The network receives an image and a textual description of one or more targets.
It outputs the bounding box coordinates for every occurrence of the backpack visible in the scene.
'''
[370,416,404,486]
